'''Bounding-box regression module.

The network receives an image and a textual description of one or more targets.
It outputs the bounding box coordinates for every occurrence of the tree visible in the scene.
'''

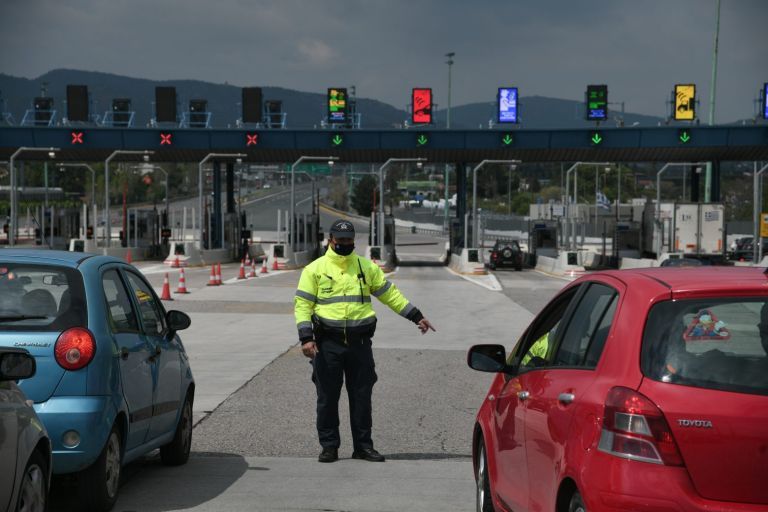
[351,175,377,217]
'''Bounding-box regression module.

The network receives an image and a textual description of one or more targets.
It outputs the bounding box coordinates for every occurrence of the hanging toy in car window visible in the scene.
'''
[683,309,731,342]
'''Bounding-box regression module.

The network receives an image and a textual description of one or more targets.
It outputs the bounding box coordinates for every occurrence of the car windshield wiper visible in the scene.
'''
[0,315,49,322]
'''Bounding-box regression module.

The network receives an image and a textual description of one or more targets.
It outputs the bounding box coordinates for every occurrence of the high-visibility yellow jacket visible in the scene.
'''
[294,246,422,343]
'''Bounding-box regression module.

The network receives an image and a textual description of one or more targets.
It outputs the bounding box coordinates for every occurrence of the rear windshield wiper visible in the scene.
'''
[0,315,49,322]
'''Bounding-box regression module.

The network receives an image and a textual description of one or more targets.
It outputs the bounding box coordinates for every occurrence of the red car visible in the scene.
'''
[468,267,768,512]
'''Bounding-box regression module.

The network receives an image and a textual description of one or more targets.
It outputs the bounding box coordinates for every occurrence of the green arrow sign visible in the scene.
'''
[331,133,344,147]
[679,130,691,144]
[590,132,603,145]
[416,134,429,147]
[501,134,513,146]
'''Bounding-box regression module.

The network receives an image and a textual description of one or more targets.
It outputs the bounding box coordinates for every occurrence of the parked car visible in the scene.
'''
[489,240,523,271]
[0,348,51,512]
[468,267,768,511]
[730,237,768,262]
[0,250,194,511]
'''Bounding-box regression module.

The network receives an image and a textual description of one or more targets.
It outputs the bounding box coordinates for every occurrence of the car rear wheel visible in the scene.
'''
[160,392,193,466]
[79,424,122,511]
[476,439,494,512]
[568,491,586,512]
[16,450,48,512]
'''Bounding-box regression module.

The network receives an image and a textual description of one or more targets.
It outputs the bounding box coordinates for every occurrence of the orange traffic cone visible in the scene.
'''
[171,256,180,268]
[206,264,218,286]
[237,259,247,280]
[160,273,173,301]
[125,249,132,264]
[248,259,257,278]
[260,258,269,274]
[176,268,189,293]
[272,258,279,271]
[216,263,223,285]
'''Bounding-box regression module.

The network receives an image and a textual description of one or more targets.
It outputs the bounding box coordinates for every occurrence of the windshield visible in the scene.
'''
[641,298,768,396]
[0,264,87,331]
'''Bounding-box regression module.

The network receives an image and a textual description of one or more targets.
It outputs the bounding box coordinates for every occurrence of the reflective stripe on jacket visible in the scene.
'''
[294,245,415,343]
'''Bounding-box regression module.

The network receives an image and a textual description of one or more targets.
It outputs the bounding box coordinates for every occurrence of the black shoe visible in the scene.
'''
[352,448,385,462]
[318,448,338,463]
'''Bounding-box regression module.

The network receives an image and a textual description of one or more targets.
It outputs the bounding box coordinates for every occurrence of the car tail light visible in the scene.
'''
[598,386,684,466]
[55,327,96,371]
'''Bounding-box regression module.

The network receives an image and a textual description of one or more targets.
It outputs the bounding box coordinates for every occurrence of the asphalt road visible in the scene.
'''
[48,226,567,511]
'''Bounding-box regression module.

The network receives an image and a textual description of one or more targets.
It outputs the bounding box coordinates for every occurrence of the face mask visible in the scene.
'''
[334,243,355,256]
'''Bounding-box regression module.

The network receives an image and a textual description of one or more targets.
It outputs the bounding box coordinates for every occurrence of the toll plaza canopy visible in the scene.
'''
[0,125,766,162]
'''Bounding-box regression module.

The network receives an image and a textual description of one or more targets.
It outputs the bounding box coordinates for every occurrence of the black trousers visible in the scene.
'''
[312,338,378,450]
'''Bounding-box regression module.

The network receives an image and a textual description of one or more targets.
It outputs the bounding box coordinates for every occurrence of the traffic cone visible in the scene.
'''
[216,263,223,285]
[160,273,173,301]
[248,259,257,278]
[125,249,132,264]
[176,268,189,293]
[272,258,279,271]
[171,256,180,268]
[206,264,218,286]
[237,259,247,280]
[260,258,269,274]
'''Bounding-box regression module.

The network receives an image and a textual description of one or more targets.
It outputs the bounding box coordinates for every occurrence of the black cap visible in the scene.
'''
[330,219,355,239]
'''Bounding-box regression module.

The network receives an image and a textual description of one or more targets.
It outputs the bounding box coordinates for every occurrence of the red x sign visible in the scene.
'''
[160,133,172,145]
[246,133,258,146]
[71,131,84,144]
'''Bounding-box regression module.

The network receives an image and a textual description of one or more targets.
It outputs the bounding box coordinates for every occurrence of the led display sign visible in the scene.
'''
[328,88,348,124]
[498,87,519,123]
[412,88,432,124]
[674,84,696,121]
[586,85,608,121]
[763,83,768,120]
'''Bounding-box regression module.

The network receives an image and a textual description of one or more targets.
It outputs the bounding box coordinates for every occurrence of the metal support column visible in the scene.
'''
[212,161,222,249]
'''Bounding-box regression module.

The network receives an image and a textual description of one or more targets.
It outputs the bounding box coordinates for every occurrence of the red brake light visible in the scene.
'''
[598,386,684,466]
[55,327,96,371]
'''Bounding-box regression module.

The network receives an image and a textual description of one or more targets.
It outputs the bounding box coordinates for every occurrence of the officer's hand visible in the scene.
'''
[302,341,319,359]
[417,318,436,334]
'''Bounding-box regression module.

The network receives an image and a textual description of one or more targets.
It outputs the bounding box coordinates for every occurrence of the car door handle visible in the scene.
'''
[517,391,530,401]
[558,392,575,404]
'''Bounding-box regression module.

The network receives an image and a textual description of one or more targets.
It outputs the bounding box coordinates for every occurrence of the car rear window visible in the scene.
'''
[641,298,768,396]
[0,264,87,331]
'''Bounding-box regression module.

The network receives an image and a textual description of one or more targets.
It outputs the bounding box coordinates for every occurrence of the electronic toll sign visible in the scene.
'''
[586,85,608,121]
[763,83,768,120]
[674,84,696,121]
[498,87,519,123]
[412,88,432,124]
[328,88,348,124]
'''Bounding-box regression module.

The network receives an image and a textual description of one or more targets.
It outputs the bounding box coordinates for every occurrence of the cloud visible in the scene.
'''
[295,39,337,66]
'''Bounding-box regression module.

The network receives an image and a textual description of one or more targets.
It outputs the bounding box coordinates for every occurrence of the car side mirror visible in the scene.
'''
[467,344,509,373]
[0,350,36,381]
[166,310,191,339]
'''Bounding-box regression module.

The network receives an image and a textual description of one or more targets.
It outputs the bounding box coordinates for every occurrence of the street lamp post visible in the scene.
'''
[58,163,96,240]
[594,166,611,225]
[445,52,455,129]
[471,159,521,248]
[197,153,246,250]
[655,162,706,254]
[378,158,427,247]
[753,162,768,262]
[8,147,58,247]
[104,150,154,251]
[290,156,338,251]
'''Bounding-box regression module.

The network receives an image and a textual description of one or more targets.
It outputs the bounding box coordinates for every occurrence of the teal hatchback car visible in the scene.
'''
[0,250,194,511]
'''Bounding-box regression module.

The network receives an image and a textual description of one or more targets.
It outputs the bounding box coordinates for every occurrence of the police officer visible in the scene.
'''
[295,219,435,463]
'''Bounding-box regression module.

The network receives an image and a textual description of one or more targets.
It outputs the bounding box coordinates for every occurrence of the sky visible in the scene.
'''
[0,0,766,122]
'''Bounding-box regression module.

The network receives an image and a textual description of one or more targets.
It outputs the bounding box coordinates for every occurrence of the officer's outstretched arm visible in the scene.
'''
[368,262,434,333]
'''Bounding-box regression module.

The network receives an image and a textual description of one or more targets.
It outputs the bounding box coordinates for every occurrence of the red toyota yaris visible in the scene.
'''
[468,267,768,512]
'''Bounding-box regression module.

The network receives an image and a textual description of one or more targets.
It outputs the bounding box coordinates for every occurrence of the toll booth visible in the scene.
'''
[614,221,642,259]
[529,221,558,258]
[368,214,396,265]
